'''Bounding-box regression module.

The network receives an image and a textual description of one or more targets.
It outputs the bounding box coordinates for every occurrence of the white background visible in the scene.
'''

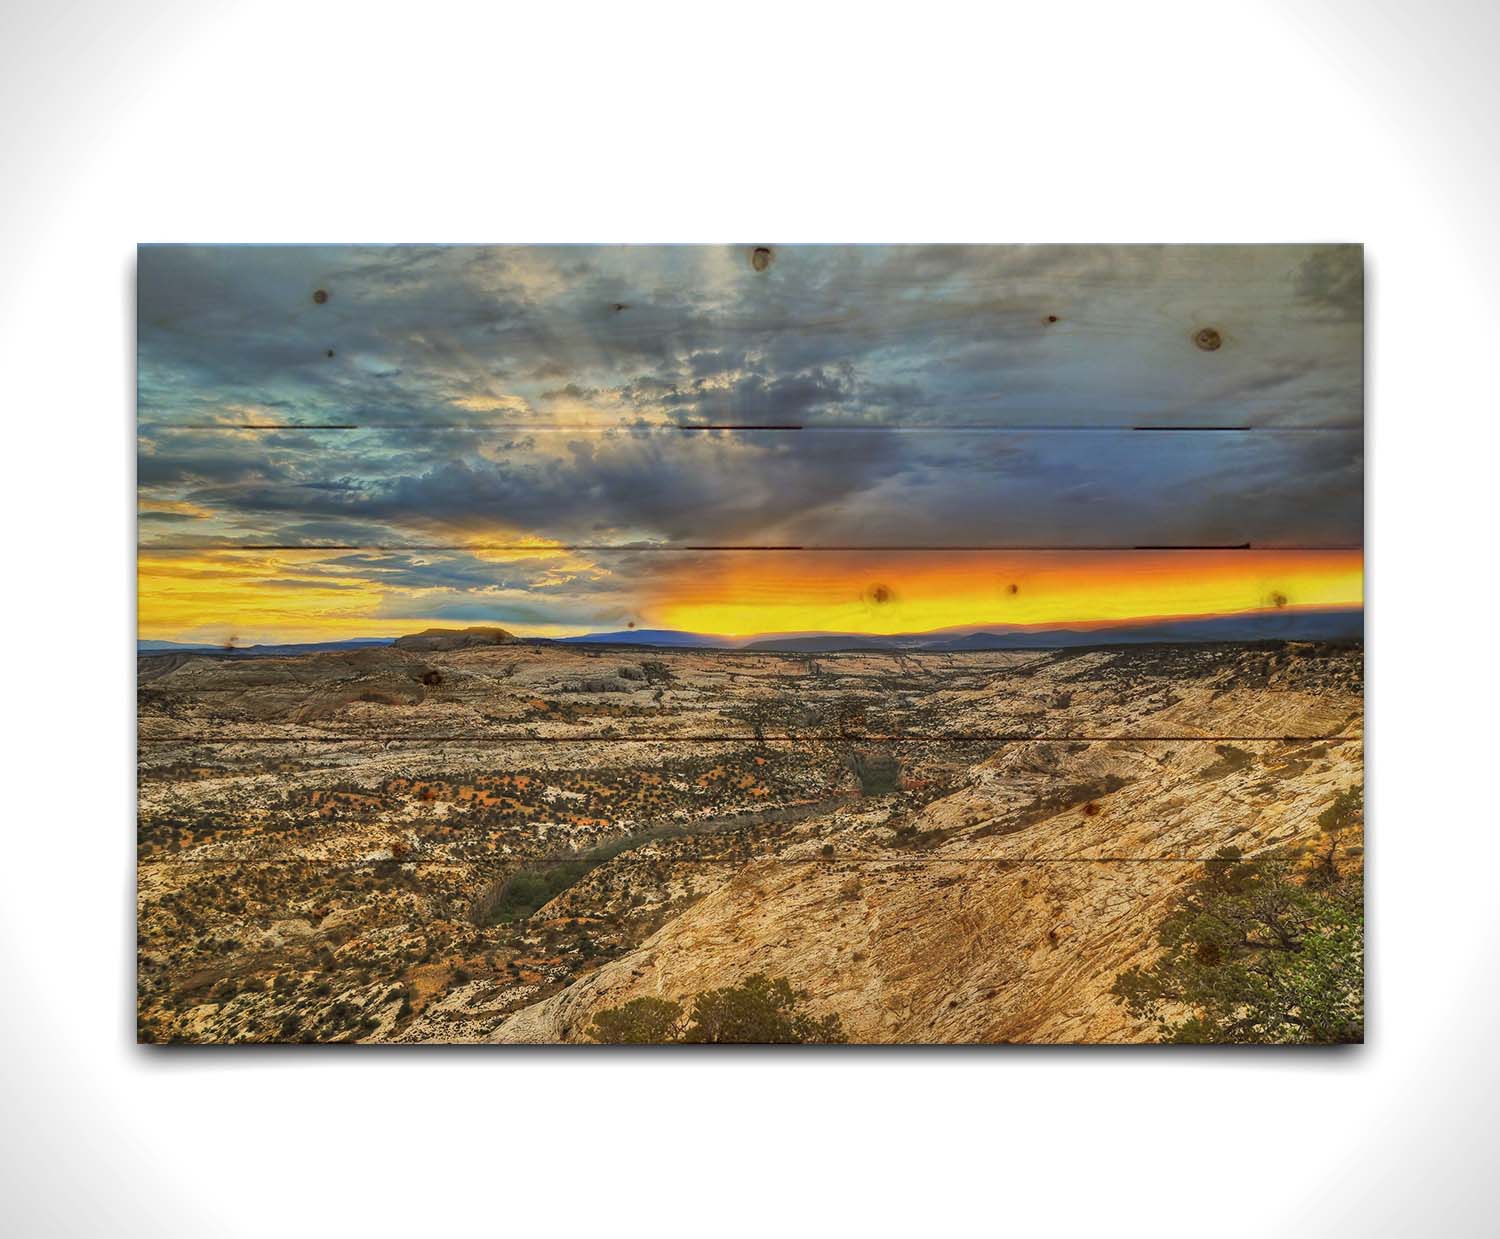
[2,1,1497,1235]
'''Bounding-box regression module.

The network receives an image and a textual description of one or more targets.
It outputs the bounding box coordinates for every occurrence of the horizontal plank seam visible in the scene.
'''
[137,542,1365,552]
[138,734,1361,744]
[136,856,1272,867]
[136,423,1364,434]
[135,540,1368,549]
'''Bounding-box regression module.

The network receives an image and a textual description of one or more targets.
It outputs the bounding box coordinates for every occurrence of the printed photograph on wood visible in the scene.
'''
[137,244,1364,1044]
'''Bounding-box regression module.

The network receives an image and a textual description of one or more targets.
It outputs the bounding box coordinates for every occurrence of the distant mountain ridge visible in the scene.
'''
[140,608,1362,658]
[560,607,1362,652]
[558,628,734,649]
[137,637,395,657]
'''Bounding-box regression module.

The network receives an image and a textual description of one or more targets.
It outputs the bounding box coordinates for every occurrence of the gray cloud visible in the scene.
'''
[137,245,1363,630]
[139,422,1361,550]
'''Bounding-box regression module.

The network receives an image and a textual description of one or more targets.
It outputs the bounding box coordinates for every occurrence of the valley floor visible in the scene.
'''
[136,641,1363,1044]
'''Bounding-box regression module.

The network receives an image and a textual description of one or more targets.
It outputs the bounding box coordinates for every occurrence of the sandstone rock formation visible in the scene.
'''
[393,626,515,652]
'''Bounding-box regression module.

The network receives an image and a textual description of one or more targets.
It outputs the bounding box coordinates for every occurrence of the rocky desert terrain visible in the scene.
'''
[137,637,1363,1044]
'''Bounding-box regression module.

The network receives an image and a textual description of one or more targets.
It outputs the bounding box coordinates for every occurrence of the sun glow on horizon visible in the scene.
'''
[644,549,1363,637]
[137,547,1363,646]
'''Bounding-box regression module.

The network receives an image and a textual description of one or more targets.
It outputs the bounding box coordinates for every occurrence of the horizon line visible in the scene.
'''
[138,601,1365,649]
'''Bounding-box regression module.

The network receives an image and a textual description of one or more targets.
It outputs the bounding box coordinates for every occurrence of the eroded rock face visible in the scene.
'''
[638,660,674,685]
[495,857,1181,1045]
[137,641,1363,1044]
[565,677,635,693]
[848,749,901,795]
[393,626,514,652]
[493,730,1362,1046]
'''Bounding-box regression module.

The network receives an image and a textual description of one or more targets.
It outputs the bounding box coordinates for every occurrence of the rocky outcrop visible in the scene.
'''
[847,749,901,795]
[564,675,636,693]
[393,626,514,652]
[137,641,1363,1044]
[493,725,1361,1045]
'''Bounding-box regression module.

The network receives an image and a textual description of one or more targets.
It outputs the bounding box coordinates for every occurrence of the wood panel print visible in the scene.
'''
[137,244,1364,1045]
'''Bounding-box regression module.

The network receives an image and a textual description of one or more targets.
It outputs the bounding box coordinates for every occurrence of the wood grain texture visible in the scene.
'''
[138,737,1361,863]
[138,427,1362,550]
[136,243,1364,1045]
[137,546,1361,654]
[137,243,1361,430]
[138,717,1364,1044]
[135,850,1222,1043]
[138,640,1363,742]
[139,850,1354,1044]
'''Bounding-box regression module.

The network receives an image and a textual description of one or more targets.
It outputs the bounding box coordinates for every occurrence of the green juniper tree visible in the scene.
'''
[588,996,685,1044]
[589,973,846,1044]
[1113,803,1364,1045]
[1313,785,1363,886]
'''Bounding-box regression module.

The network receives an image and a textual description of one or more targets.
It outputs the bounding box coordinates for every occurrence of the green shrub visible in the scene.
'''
[589,997,684,1044]
[1113,801,1363,1045]
[589,974,846,1045]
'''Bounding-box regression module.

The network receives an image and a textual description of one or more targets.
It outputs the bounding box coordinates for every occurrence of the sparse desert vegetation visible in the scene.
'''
[590,974,846,1044]
[137,639,1362,1044]
[1112,791,1364,1044]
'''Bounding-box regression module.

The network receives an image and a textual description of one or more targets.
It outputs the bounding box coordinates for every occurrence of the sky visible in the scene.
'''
[137,245,1363,644]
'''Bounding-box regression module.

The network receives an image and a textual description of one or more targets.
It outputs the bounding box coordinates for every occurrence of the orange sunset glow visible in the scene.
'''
[137,247,1365,648]
[132,243,1369,1059]
[136,547,1362,645]
[645,549,1363,636]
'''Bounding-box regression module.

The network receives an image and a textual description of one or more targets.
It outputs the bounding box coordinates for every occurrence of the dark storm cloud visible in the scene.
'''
[138,244,1363,571]
[136,424,927,546]
[139,244,1364,427]
[138,425,1362,550]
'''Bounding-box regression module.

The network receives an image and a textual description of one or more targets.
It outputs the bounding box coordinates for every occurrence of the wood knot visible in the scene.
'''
[1193,326,1222,351]
[750,246,773,272]
[312,289,329,305]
